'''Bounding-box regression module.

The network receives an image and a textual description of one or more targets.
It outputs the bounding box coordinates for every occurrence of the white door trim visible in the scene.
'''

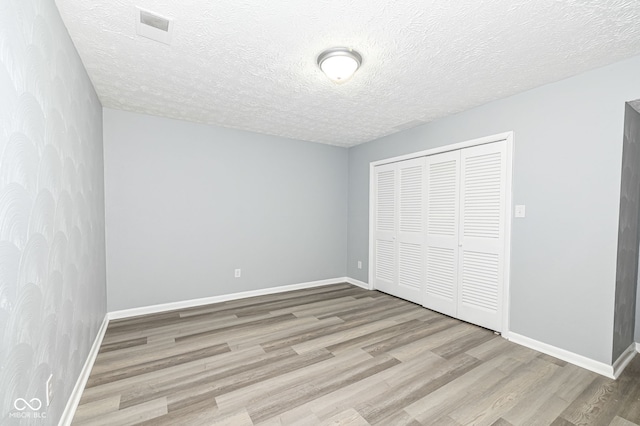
[369,131,514,335]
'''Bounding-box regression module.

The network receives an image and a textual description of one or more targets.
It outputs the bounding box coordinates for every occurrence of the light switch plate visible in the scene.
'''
[515,205,526,218]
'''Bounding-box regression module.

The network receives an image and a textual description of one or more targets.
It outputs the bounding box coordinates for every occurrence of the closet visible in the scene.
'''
[373,157,426,305]
[371,136,510,332]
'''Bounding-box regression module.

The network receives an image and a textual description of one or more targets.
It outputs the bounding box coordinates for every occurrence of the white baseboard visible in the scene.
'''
[612,342,637,379]
[345,277,371,290]
[59,314,109,425]
[637,342,640,353]
[107,277,348,320]
[508,332,615,379]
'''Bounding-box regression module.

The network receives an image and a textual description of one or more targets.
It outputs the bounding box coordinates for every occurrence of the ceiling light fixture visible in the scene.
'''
[317,47,362,83]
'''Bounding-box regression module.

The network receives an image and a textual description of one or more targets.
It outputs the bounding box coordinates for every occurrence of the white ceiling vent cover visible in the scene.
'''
[136,8,173,45]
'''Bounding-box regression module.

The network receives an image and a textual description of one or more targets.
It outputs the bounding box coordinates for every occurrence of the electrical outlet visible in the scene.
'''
[357,261,362,269]
[46,374,53,406]
[234,269,241,278]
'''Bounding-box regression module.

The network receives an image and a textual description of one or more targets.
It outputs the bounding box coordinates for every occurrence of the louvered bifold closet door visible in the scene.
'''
[423,150,460,317]
[396,158,426,304]
[457,141,507,331]
[373,163,397,296]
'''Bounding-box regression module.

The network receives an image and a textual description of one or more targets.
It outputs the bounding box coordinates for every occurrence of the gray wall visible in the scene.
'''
[613,103,640,360]
[0,0,106,424]
[348,55,640,364]
[103,109,348,311]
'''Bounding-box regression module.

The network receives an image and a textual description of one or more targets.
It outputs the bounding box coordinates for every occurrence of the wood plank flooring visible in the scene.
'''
[73,283,640,425]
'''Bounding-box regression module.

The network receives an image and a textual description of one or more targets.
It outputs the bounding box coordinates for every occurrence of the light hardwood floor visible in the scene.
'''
[73,283,640,425]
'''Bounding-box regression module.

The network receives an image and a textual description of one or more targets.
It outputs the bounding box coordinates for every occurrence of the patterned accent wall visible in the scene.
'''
[0,0,106,424]
[613,102,640,361]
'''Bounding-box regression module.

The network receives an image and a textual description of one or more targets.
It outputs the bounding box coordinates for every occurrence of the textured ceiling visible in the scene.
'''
[55,0,640,147]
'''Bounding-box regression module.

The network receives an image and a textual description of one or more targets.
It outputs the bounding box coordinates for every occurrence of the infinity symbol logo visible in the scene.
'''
[14,398,42,411]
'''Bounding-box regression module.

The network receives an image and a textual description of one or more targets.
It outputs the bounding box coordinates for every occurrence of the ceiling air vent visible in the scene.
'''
[136,8,173,45]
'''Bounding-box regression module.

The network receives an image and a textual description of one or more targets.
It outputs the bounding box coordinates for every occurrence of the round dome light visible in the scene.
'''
[317,47,362,83]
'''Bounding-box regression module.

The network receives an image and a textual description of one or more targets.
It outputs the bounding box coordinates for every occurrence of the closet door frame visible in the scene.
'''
[369,131,513,337]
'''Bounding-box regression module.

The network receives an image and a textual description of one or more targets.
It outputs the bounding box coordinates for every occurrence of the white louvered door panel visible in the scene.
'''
[396,158,426,304]
[424,150,460,316]
[457,141,507,331]
[373,163,397,295]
